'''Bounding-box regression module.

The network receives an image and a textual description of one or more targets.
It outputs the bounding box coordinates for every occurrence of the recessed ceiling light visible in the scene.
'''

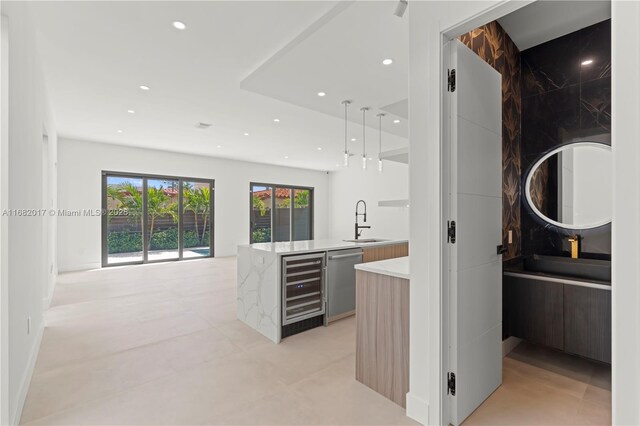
[173,21,186,30]
[116,129,123,133]
[351,138,356,142]
[127,110,135,114]
[317,147,322,151]
[581,59,594,66]
[393,119,400,124]
[243,132,249,136]
[273,118,280,123]
[139,85,150,91]
[216,145,222,148]
[335,164,340,167]
[317,92,326,97]
[284,156,289,159]
[368,157,373,160]
[382,58,393,65]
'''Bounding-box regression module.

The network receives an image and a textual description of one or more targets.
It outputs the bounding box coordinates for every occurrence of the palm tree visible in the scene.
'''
[146,186,177,248]
[107,182,143,230]
[183,185,210,246]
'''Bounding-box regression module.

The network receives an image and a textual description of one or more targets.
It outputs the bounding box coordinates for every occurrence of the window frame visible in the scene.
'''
[249,182,314,243]
[101,171,215,267]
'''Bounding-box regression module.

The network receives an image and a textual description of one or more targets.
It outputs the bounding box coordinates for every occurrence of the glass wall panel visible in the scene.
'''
[273,187,291,242]
[183,181,212,258]
[106,176,144,264]
[292,188,312,241]
[250,184,272,243]
[147,178,179,262]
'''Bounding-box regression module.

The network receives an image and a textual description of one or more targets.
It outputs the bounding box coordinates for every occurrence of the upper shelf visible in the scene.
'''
[379,147,408,164]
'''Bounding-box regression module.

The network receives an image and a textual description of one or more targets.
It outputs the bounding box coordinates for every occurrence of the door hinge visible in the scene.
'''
[447,69,456,92]
[447,372,456,396]
[447,220,456,244]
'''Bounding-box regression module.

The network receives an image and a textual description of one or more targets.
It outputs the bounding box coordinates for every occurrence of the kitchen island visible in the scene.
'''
[237,239,408,343]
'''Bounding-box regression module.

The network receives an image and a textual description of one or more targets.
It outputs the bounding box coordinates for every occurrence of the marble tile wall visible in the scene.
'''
[460,21,522,260]
[521,19,611,258]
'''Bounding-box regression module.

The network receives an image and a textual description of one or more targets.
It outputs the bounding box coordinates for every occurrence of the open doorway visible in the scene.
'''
[442,2,612,425]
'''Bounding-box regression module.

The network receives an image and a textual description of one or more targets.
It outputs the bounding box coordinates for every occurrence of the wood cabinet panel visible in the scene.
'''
[362,243,408,263]
[564,285,611,363]
[355,270,409,407]
[506,275,564,350]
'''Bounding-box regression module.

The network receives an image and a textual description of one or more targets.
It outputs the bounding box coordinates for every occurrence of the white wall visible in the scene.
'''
[409,1,640,425]
[57,138,332,271]
[0,2,58,424]
[329,159,409,241]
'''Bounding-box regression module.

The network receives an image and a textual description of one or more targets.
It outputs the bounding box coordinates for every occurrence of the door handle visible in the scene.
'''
[328,253,363,260]
[496,244,507,255]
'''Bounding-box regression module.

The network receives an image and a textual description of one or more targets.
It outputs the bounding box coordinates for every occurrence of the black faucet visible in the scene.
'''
[355,200,371,240]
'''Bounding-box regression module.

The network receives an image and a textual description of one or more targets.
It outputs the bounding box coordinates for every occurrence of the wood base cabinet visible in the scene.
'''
[362,243,408,263]
[355,270,409,407]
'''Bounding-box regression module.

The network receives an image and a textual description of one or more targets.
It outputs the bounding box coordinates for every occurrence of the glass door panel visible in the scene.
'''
[251,184,273,243]
[274,187,291,242]
[182,181,211,258]
[106,176,144,264]
[147,178,179,261]
[292,188,312,241]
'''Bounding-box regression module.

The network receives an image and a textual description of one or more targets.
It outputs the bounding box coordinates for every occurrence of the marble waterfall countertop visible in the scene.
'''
[240,238,408,255]
[355,256,410,280]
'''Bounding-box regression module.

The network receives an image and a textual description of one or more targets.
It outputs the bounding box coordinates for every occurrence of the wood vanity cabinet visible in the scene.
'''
[564,285,611,363]
[505,273,612,363]
[362,242,408,263]
[506,275,564,350]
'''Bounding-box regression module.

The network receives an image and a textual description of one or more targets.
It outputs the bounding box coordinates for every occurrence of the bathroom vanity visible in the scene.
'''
[504,255,611,363]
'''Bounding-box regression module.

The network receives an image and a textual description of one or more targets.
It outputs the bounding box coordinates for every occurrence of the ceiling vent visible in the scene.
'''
[195,122,212,129]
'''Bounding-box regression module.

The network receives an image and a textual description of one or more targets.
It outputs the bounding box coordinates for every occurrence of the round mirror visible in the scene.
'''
[525,141,611,230]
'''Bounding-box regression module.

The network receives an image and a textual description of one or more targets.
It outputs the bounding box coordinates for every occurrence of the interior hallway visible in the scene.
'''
[21,257,416,425]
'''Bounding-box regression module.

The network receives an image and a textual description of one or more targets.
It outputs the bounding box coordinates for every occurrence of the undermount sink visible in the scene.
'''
[343,238,390,243]
[524,254,611,282]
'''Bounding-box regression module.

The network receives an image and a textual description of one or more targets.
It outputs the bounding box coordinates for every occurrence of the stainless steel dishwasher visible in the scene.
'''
[327,248,363,322]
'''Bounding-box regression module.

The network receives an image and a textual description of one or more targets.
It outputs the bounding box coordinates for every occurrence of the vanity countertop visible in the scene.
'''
[240,239,408,256]
[355,256,410,280]
[504,263,611,290]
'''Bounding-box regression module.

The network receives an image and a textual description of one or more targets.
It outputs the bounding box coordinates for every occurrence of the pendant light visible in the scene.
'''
[377,113,385,173]
[342,100,351,167]
[360,107,369,170]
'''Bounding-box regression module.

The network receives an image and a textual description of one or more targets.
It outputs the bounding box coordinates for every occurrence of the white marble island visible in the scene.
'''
[237,239,408,343]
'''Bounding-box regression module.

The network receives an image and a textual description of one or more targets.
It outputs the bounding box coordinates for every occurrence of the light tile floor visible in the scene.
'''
[21,256,611,425]
[464,341,612,425]
[21,257,417,425]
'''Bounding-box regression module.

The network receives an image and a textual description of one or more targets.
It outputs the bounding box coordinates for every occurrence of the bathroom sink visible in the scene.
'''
[343,238,390,243]
[524,254,611,282]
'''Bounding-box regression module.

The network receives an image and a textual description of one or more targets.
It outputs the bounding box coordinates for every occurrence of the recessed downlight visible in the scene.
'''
[284,156,289,159]
[317,147,322,151]
[317,92,326,97]
[273,118,280,123]
[243,132,249,136]
[139,85,150,91]
[382,58,393,65]
[393,119,400,124]
[581,59,594,66]
[116,129,123,133]
[351,138,356,142]
[127,110,135,114]
[216,145,222,148]
[172,21,186,30]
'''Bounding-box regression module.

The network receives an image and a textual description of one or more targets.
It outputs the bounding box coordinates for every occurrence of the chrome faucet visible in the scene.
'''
[355,200,370,240]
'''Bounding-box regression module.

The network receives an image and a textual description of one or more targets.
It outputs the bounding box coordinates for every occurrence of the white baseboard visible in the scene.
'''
[502,336,522,357]
[58,261,101,273]
[11,323,43,426]
[406,392,429,425]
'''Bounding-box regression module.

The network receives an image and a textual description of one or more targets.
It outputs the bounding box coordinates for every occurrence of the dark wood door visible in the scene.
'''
[564,285,611,363]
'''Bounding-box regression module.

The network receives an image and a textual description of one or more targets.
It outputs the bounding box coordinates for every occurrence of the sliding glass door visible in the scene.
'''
[102,172,214,266]
[250,183,313,243]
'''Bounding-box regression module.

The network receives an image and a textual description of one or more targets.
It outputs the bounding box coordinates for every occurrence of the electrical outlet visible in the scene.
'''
[508,230,513,244]
[27,316,31,335]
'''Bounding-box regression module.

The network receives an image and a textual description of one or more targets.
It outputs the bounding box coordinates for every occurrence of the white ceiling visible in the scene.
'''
[498,1,611,50]
[29,1,408,172]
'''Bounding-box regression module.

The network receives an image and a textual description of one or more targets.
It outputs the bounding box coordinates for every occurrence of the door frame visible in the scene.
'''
[438,2,535,425]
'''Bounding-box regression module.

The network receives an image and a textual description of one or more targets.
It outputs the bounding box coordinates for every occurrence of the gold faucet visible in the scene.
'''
[568,236,580,259]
